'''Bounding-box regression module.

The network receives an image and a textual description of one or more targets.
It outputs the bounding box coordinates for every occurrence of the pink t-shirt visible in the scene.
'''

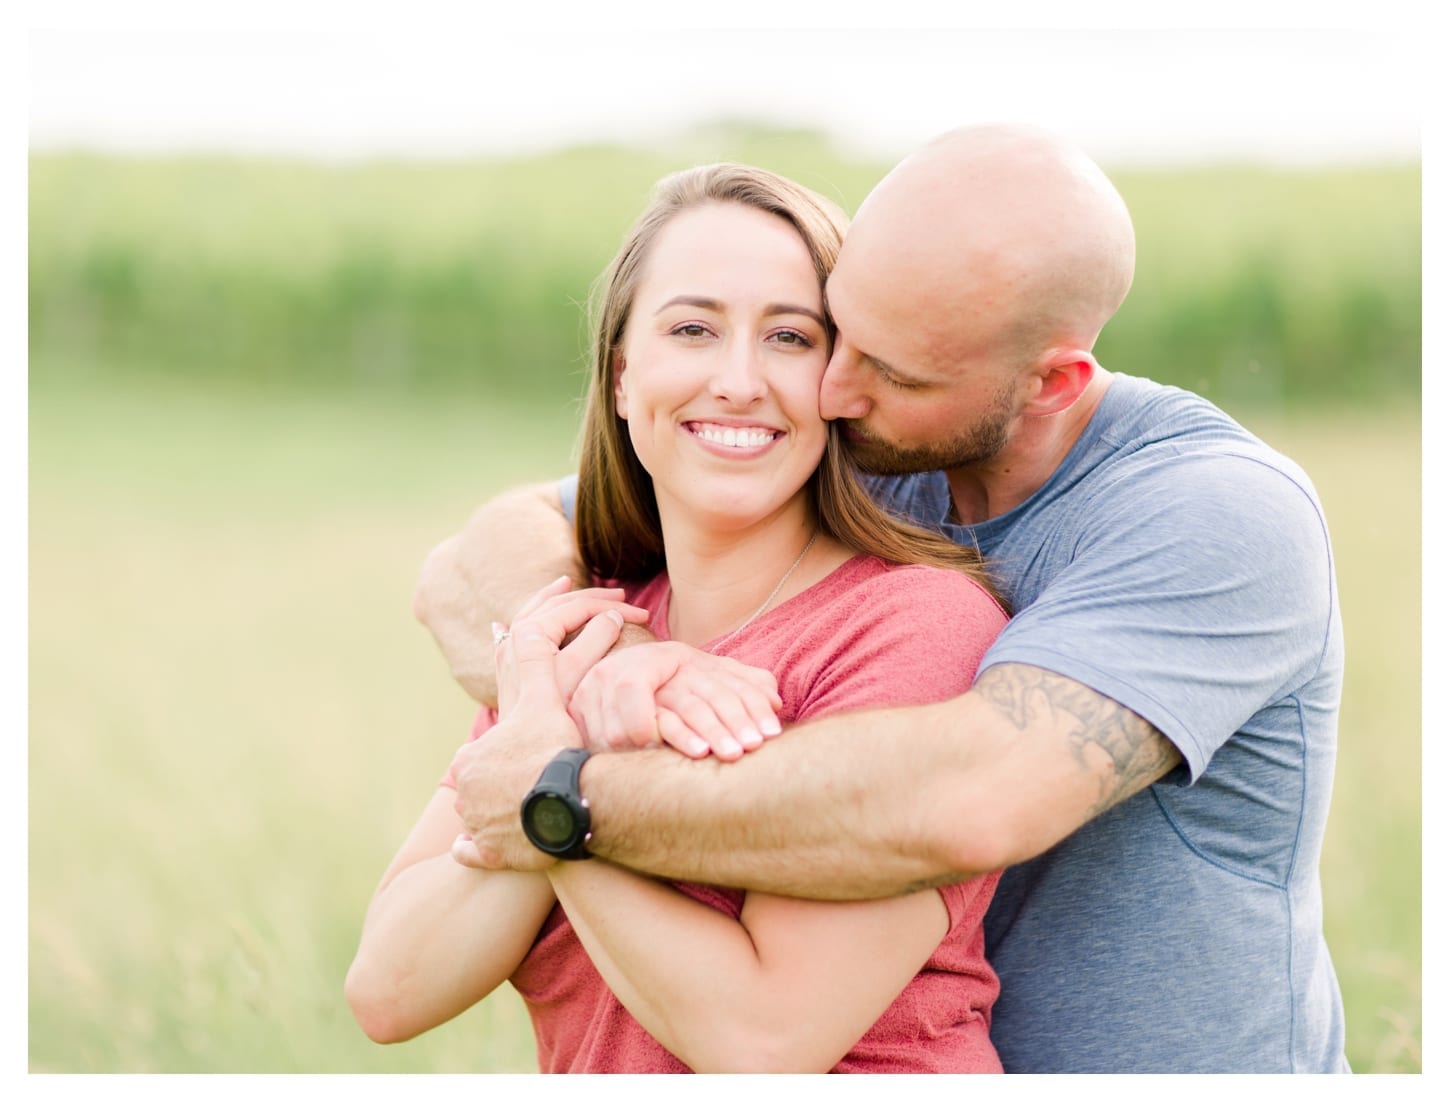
[447,554,1008,1073]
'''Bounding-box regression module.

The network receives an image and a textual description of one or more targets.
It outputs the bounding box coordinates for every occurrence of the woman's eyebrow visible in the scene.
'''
[766,303,828,328]
[654,294,724,315]
[654,295,826,329]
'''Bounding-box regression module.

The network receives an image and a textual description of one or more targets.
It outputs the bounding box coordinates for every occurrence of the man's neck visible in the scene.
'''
[944,369,1113,526]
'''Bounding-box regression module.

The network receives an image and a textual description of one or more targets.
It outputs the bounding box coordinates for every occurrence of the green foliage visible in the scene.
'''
[29,133,1420,407]
[1103,166,1422,408]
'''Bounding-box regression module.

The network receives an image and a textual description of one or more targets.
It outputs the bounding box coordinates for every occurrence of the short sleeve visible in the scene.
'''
[438,706,499,789]
[937,870,999,935]
[979,453,1337,781]
[558,474,580,525]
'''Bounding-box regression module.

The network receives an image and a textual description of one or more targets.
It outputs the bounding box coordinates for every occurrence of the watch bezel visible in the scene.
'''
[520,748,594,859]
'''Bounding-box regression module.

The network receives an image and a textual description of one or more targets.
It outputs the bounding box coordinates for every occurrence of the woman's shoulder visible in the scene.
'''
[775,556,1007,720]
[768,555,1005,671]
[813,555,1006,627]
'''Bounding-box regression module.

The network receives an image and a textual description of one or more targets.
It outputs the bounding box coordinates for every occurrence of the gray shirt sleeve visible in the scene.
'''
[977,451,1339,781]
[558,473,580,525]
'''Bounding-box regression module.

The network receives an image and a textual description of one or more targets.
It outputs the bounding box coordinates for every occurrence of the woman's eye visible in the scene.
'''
[671,323,710,338]
[769,329,814,348]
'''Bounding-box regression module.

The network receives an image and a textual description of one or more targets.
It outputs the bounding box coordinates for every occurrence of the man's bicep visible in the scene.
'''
[969,663,1183,865]
[413,479,581,704]
[413,481,575,614]
[982,456,1334,779]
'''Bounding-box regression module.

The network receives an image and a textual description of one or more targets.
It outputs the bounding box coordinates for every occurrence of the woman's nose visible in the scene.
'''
[709,339,768,405]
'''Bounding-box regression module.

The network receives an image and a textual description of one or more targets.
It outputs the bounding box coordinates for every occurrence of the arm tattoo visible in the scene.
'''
[976,664,1183,818]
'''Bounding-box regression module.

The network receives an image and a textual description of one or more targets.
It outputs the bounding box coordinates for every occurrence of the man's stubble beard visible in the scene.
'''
[841,385,1017,476]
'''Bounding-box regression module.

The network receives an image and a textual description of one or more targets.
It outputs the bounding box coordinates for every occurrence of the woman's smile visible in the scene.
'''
[683,420,783,453]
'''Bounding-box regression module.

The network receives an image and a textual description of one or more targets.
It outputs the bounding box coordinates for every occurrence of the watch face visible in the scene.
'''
[528,794,576,847]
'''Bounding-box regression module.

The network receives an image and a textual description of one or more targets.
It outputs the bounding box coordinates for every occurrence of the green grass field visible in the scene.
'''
[28,374,1420,1073]
[29,148,1420,408]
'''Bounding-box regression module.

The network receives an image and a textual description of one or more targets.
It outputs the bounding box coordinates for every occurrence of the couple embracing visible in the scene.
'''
[346,125,1348,1074]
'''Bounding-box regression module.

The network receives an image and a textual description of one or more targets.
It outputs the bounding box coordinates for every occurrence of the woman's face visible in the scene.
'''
[614,202,831,536]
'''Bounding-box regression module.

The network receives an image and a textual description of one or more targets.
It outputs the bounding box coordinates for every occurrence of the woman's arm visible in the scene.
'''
[545,858,955,1072]
[344,788,555,1043]
[347,585,651,1041]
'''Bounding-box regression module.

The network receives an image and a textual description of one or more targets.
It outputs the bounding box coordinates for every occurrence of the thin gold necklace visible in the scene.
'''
[675,530,818,654]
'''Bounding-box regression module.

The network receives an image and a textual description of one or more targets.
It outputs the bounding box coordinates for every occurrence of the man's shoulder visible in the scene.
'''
[1075,374,1321,510]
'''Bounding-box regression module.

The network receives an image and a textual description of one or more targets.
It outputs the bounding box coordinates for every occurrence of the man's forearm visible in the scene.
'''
[582,702,975,899]
[582,664,1182,899]
[413,481,581,704]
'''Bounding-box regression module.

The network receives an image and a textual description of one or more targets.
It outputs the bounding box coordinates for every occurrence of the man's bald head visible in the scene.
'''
[840,125,1136,372]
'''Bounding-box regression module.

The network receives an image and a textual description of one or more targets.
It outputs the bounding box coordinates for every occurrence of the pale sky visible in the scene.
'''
[27,17,1424,166]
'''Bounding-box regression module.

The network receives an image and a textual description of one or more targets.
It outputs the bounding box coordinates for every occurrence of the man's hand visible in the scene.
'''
[568,643,783,761]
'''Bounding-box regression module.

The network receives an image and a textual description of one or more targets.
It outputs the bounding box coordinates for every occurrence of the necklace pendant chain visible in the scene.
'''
[707,530,818,654]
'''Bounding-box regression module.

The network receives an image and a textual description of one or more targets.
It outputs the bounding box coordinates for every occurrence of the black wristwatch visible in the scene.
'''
[521,748,594,860]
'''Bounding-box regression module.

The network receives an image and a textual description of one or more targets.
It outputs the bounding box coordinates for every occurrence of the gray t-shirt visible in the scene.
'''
[557,372,1348,1072]
[865,373,1347,1072]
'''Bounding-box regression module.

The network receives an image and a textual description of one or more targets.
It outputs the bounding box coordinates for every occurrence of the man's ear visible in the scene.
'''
[612,354,628,416]
[1024,350,1097,416]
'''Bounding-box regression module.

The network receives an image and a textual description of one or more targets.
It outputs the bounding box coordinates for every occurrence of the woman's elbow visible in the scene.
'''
[344,960,419,1045]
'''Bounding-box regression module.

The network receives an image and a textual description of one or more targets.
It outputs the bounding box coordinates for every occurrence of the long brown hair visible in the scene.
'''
[575,163,1003,607]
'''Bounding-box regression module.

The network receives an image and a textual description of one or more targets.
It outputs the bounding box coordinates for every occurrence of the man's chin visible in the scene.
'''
[842,432,938,476]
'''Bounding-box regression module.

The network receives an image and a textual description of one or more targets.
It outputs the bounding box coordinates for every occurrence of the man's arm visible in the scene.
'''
[456,661,1182,898]
[415,482,783,753]
[412,482,581,704]
[584,663,1182,898]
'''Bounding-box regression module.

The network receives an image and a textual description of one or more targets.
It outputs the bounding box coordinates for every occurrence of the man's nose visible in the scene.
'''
[819,343,870,421]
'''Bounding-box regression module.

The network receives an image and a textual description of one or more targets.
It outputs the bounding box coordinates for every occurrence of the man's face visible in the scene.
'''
[819,237,1024,476]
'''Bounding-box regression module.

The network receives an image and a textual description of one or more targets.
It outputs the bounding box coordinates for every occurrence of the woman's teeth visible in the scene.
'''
[695,426,776,448]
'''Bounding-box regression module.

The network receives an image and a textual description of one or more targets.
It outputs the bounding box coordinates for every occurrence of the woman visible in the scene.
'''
[346,165,1009,1072]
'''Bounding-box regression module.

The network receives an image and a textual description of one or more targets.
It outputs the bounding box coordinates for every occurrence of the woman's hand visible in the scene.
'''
[567,643,783,761]
[495,576,650,715]
[452,581,640,873]
[497,576,785,762]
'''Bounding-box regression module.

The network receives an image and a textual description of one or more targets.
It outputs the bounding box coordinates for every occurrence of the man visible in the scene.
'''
[415,126,1348,1072]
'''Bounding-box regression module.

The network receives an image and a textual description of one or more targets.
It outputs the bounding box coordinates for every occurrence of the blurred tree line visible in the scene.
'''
[29,123,1421,411]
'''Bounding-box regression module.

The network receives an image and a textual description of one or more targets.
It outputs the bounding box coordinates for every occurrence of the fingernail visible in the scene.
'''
[738,728,762,749]
[718,737,742,757]
[760,716,782,737]
[605,609,623,626]
[687,737,710,757]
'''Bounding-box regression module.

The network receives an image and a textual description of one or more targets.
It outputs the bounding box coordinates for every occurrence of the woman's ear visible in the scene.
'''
[612,354,628,416]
